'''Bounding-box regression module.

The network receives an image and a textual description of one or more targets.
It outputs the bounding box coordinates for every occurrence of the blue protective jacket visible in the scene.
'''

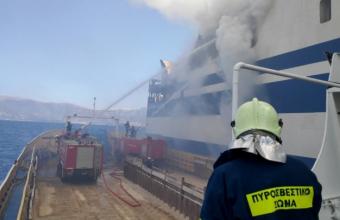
[200,149,322,220]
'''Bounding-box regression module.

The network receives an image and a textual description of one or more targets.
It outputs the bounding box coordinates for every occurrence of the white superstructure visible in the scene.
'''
[146,0,340,168]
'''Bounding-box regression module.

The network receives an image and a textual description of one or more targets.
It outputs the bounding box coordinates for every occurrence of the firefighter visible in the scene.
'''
[130,126,137,138]
[124,121,130,137]
[66,121,72,133]
[200,98,322,220]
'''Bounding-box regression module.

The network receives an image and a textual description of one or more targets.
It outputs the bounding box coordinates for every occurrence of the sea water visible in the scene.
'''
[0,120,113,183]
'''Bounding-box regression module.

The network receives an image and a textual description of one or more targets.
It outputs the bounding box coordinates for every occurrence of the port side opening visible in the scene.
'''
[320,0,332,23]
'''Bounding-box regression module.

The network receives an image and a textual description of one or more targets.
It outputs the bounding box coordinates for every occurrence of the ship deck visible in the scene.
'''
[31,132,186,220]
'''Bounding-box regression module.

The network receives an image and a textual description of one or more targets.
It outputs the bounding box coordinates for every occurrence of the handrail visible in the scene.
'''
[126,161,203,204]
[0,145,26,188]
[0,162,19,215]
[124,161,202,219]
[28,155,38,219]
[16,129,60,220]
[126,156,205,198]
[0,129,60,219]
[0,140,28,216]
[232,62,340,119]
[16,148,35,220]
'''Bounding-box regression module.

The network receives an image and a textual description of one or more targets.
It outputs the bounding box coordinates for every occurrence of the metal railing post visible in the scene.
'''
[232,62,340,119]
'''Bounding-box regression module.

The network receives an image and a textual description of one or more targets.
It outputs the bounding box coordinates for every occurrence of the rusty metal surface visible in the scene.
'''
[32,169,185,220]
[124,161,203,220]
[30,132,186,220]
[3,129,193,220]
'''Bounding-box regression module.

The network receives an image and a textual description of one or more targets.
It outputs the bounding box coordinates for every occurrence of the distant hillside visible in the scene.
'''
[0,96,146,124]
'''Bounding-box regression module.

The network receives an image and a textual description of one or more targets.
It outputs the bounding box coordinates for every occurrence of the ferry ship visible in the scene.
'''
[2,1,340,219]
[146,1,340,218]
[146,0,339,168]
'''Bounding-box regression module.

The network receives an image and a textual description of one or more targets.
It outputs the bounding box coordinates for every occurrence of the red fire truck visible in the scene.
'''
[112,136,166,165]
[56,135,103,181]
[141,137,166,161]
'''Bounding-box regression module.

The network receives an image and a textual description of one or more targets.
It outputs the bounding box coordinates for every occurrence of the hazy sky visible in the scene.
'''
[0,0,195,109]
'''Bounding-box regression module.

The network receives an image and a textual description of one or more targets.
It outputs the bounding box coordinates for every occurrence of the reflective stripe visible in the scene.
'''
[246,186,314,217]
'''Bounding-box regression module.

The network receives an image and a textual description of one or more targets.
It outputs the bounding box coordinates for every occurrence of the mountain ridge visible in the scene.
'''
[0,96,146,124]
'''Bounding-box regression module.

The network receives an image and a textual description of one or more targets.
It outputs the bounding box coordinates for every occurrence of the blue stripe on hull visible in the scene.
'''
[255,73,329,113]
[257,37,340,70]
[149,72,329,116]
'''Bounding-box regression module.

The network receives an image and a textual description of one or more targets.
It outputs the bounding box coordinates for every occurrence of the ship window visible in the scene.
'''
[202,72,225,86]
[320,0,331,23]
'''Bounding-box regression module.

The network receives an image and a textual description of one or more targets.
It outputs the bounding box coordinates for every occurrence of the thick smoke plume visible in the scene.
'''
[131,0,273,154]
[132,0,272,81]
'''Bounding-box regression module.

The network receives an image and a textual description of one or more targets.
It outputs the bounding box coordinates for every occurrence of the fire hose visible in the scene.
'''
[101,171,141,207]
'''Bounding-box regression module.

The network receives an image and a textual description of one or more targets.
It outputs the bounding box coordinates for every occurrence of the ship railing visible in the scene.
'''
[0,133,36,218]
[124,159,203,220]
[0,147,25,216]
[126,156,205,198]
[16,129,61,220]
[16,148,36,220]
[232,61,340,118]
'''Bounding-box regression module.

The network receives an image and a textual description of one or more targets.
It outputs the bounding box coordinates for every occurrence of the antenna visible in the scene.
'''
[93,97,96,119]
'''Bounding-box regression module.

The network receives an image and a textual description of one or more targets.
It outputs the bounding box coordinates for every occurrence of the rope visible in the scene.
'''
[101,171,141,207]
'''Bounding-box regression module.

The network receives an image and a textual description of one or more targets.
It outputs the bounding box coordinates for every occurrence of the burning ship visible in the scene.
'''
[1,0,340,219]
[145,0,340,218]
[146,0,339,170]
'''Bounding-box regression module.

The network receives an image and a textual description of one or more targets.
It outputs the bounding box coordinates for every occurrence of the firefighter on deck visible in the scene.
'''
[200,98,322,220]
[124,121,130,137]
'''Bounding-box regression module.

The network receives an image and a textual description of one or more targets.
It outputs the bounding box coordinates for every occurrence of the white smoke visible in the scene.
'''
[131,0,272,80]
[215,0,272,82]
[130,0,207,29]
[131,0,273,154]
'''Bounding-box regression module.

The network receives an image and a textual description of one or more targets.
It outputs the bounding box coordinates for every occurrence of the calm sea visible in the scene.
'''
[0,120,112,182]
[0,120,63,182]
